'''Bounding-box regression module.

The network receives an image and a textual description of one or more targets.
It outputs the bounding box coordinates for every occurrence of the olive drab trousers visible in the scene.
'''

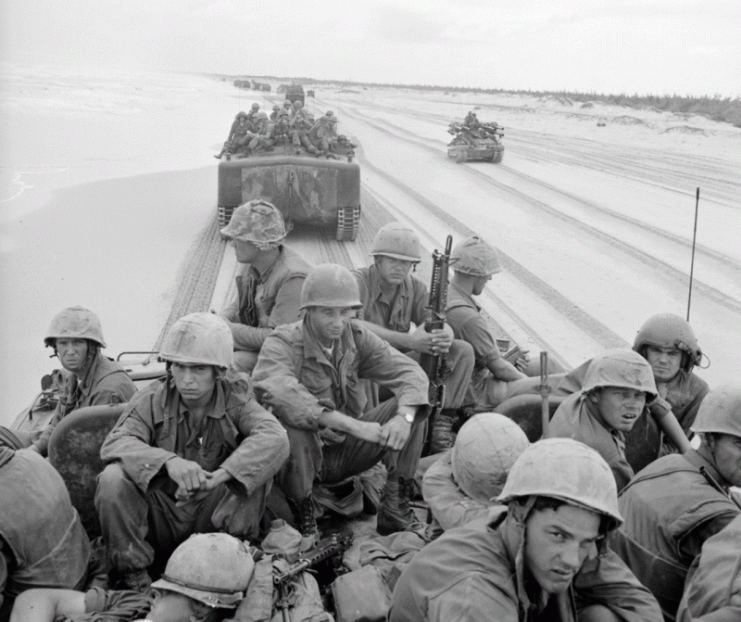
[95,463,268,574]
[277,398,426,501]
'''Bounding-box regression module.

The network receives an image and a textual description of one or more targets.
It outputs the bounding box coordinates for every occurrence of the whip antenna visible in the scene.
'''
[686,187,700,322]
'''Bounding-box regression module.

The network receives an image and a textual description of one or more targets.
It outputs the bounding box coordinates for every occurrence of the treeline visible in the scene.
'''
[224,74,741,128]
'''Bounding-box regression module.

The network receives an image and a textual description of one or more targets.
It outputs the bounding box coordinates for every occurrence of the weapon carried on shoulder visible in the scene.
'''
[273,533,352,622]
[419,235,453,420]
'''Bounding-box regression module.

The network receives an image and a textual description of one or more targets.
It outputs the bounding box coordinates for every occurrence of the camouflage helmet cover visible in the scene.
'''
[582,348,658,399]
[450,236,502,276]
[45,306,106,348]
[151,533,254,608]
[220,199,287,248]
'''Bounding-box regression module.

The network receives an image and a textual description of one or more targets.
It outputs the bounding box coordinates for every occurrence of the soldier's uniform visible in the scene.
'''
[1,446,91,615]
[219,200,312,374]
[307,118,331,154]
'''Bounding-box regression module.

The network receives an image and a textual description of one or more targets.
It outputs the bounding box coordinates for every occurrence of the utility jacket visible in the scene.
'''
[611,448,739,620]
[422,450,489,531]
[0,449,90,602]
[252,319,429,431]
[100,371,289,497]
[354,265,428,335]
[221,245,311,351]
[35,351,136,456]
[389,507,663,622]
[677,513,741,622]
[446,283,501,371]
[550,392,634,492]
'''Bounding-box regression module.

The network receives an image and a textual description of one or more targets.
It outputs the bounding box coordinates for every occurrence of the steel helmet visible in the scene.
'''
[272,104,281,111]
[251,103,260,110]
[236,111,248,119]
[159,313,233,369]
[255,111,268,121]
[633,313,702,370]
[497,438,623,529]
[582,348,658,399]
[451,413,530,503]
[300,264,362,309]
[45,306,106,348]
[325,111,335,117]
[371,222,422,262]
[691,384,741,438]
[283,100,292,107]
[220,199,286,248]
[293,100,303,109]
[151,533,254,608]
[450,236,502,276]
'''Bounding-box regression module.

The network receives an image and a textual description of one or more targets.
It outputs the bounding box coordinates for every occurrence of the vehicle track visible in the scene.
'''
[152,216,227,350]
[339,105,741,315]
[334,97,741,205]
[350,141,628,362]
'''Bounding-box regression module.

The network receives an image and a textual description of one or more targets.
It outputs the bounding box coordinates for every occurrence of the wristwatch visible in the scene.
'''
[399,412,415,424]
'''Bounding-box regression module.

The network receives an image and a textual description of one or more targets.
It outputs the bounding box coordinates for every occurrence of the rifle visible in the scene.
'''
[273,533,352,622]
[419,235,453,421]
[539,351,550,439]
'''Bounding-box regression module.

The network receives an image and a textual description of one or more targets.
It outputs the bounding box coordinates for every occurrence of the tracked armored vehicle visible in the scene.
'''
[447,121,505,164]
[217,141,362,242]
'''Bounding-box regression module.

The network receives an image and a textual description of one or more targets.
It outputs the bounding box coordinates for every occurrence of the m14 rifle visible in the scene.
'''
[419,235,453,420]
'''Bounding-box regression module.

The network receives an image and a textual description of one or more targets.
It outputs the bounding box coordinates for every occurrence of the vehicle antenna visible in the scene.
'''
[686,187,700,322]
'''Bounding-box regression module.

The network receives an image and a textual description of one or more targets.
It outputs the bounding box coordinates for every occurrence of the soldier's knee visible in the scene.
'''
[577,605,621,622]
[96,463,128,502]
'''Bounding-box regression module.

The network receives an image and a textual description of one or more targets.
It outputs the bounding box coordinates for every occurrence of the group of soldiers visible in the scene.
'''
[2,198,740,621]
[215,101,342,159]
[449,110,505,145]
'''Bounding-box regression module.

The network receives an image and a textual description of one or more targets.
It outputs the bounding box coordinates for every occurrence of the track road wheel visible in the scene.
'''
[455,151,467,164]
[218,206,234,229]
[336,205,361,241]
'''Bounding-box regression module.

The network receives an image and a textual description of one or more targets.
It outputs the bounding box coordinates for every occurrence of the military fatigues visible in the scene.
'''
[611,447,740,620]
[422,449,488,532]
[34,351,136,456]
[307,120,331,153]
[677,513,741,622]
[0,448,90,615]
[221,245,311,374]
[252,319,429,501]
[390,507,663,622]
[354,265,474,410]
[225,119,253,154]
[95,372,289,575]
[549,392,634,492]
[248,121,276,153]
[445,282,513,409]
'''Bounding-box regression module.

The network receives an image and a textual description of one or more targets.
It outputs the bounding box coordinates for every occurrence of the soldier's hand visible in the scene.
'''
[165,456,209,493]
[410,325,441,355]
[380,416,412,451]
[352,421,383,445]
[514,355,530,373]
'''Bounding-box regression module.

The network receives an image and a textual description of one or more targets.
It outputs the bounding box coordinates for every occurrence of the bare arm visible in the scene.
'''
[488,357,527,382]
[10,589,86,622]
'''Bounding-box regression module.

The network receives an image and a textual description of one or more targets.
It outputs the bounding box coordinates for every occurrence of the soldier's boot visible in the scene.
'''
[428,409,459,455]
[123,568,152,592]
[289,496,319,551]
[377,476,423,536]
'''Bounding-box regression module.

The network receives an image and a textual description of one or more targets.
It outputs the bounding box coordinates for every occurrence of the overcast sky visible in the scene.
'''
[2,0,740,97]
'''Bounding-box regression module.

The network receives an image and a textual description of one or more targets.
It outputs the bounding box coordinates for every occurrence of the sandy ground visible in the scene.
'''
[2,65,740,424]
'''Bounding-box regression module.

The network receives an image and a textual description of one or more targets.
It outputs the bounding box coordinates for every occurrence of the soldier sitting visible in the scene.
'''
[611,385,741,621]
[245,102,260,125]
[244,112,275,156]
[307,116,332,157]
[31,306,136,457]
[10,533,253,622]
[354,223,475,457]
[95,313,289,590]
[269,103,281,121]
[391,438,664,622]
[549,349,659,491]
[252,264,430,541]
[219,200,312,374]
[445,237,528,412]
